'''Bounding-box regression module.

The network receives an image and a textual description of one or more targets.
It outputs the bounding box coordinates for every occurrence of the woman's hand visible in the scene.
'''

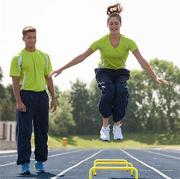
[49,69,63,78]
[154,77,169,85]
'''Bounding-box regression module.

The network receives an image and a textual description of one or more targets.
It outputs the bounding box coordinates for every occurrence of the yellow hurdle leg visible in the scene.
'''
[127,162,134,176]
[89,167,94,179]
[133,167,139,179]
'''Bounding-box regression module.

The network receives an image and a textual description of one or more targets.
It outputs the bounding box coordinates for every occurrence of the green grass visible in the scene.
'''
[45,132,180,149]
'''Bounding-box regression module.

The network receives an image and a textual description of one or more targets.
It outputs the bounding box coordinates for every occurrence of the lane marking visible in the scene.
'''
[51,149,103,179]
[0,149,75,158]
[165,151,180,154]
[0,149,82,167]
[0,150,16,154]
[144,150,180,160]
[120,149,172,179]
[0,154,17,158]
[48,149,82,158]
[0,162,16,167]
[153,148,180,154]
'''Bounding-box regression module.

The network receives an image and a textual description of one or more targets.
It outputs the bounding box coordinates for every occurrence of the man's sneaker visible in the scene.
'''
[20,163,30,175]
[113,124,123,140]
[35,162,45,173]
[100,125,110,141]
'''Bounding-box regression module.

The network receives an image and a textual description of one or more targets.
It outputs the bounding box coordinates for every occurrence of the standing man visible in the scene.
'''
[10,26,57,174]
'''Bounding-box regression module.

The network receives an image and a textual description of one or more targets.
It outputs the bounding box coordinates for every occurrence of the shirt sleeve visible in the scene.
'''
[9,56,21,77]
[44,54,52,76]
[127,38,138,52]
[89,39,100,51]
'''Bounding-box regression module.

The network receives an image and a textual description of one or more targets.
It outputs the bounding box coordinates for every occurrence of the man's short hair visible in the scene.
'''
[22,26,36,36]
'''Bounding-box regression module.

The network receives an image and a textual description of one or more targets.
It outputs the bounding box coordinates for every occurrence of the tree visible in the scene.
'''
[0,85,16,121]
[125,70,150,131]
[70,79,91,134]
[49,91,75,136]
[0,67,3,82]
[149,59,180,131]
[125,59,180,132]
[87,80,102,134]
[0,84,5,121]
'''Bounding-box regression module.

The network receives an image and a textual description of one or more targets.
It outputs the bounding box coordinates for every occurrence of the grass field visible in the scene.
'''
[47,132,180,149]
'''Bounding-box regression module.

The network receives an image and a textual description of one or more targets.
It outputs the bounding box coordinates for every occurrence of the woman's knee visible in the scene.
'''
[116,83,128,96]
[101,82,115,100]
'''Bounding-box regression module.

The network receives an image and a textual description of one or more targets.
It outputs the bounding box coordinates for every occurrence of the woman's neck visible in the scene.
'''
[109,33,120,39]
[109,33,121,48]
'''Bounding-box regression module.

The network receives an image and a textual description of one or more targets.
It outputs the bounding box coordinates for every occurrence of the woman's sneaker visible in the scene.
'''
[20,163,30,175]
[113,124,123,140]
[100,125,110,141]
[35,162,45,173]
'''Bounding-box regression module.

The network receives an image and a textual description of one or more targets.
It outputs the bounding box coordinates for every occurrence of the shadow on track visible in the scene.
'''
[17,172,55,178]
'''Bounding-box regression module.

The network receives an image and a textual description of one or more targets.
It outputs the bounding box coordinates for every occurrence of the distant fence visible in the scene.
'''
[0,121,16,141]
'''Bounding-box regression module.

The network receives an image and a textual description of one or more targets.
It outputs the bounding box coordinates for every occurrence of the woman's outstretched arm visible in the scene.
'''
[132,49,168,84]
[50,48,94,77]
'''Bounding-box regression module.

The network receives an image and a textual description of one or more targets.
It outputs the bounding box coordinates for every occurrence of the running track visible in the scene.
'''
[0,148,180,178]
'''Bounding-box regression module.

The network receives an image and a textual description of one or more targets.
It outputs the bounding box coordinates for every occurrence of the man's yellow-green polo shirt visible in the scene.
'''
[10,49,52,91]
[90,34,138,69]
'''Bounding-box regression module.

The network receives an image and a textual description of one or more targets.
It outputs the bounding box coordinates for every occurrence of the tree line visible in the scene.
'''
[0,59,180,136]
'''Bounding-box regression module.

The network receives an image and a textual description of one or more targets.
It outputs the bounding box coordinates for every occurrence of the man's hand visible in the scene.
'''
[16,101,26,112]
[50,98,57,112]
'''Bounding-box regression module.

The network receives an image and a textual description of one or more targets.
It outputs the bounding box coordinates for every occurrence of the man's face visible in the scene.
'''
[23,31,36,50]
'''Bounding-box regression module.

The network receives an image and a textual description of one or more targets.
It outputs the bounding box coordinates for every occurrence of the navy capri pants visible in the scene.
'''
[95,68,130,122]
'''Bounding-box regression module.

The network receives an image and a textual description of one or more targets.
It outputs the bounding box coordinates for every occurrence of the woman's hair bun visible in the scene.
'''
[107,3,123,15]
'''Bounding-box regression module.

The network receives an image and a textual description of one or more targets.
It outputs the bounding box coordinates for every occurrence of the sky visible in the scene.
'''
[0,0,180,90]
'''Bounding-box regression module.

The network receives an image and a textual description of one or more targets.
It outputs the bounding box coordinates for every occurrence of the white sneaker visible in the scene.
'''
[100,125,110,141]
[113,124,123,140]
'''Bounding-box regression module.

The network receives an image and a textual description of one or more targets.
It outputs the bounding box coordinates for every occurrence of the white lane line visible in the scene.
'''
[0,154,17,158]
[0,149,82,167]
[144,151,180,160]
[0,150,16,154]
[0,162,16,167]
[48,149,82,158]
[51,149,103,179]
[155,149,180,155]
[166,151,180,154]
[0,149,76,158]
[120,149,172,179]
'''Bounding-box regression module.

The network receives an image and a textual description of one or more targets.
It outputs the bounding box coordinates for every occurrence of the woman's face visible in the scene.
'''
[107,16,121,35]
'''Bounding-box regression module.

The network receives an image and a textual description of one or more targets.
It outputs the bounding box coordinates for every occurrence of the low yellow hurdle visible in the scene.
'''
[89,159,139,179]
[93,159,134,176]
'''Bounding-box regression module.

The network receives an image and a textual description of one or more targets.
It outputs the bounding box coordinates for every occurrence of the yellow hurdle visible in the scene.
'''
[93,159,134,176]
[89,159,139,179]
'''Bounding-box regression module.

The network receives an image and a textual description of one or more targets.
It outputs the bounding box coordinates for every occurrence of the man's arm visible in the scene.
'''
[12,77,26,112]
[45,76,57,112]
